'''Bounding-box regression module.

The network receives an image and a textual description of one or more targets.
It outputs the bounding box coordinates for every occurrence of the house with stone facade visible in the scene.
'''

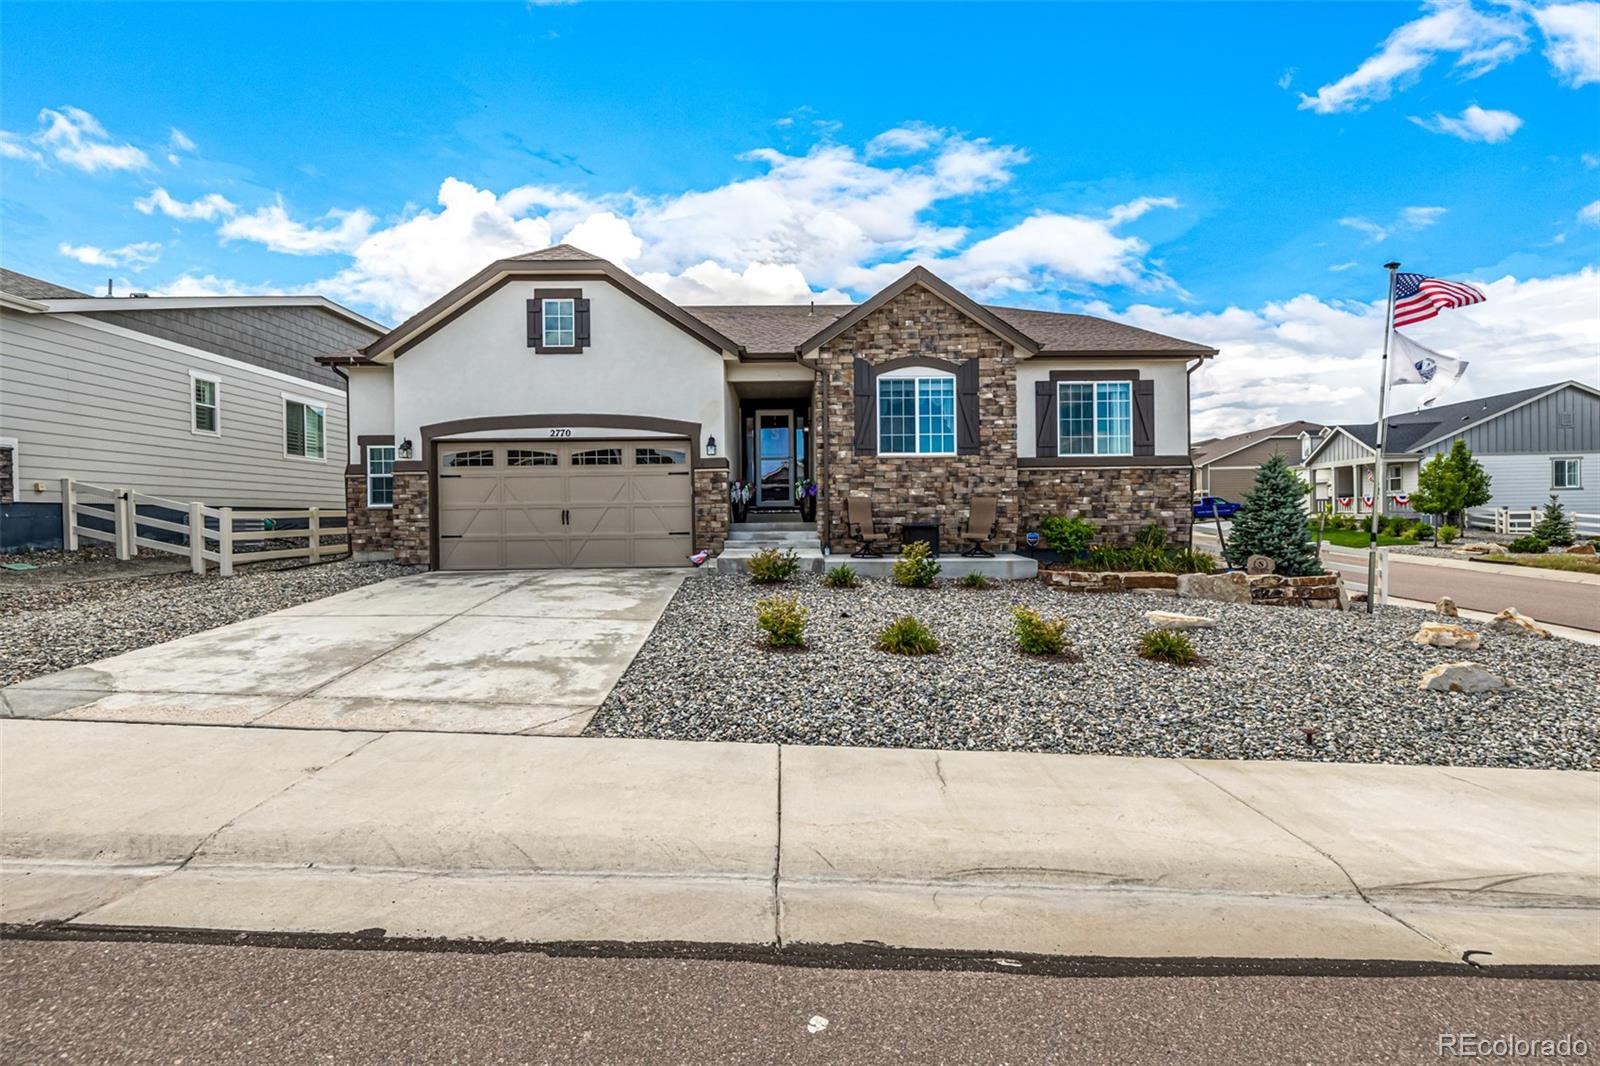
[321,245,1216,570]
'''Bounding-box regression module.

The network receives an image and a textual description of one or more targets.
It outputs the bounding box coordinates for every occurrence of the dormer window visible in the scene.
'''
[529,289,591,353]
[542,298,575,348]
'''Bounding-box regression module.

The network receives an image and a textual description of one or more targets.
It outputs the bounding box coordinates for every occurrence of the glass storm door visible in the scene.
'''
[756,410,794,508]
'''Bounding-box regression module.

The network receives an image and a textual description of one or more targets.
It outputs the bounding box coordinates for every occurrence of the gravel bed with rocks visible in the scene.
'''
[0,559,422,687]
[588,573,1599,770]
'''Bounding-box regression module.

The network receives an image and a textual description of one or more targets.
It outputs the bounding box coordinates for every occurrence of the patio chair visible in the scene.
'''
[847,495,888,558]
[959,496,998,557]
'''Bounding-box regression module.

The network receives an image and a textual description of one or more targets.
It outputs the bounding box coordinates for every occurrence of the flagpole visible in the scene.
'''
[1366,261,1400,615]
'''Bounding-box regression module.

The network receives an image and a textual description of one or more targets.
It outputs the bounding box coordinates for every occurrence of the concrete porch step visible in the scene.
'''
[707,546,826,575]
[725,531,821,544]
[728,521,815,533]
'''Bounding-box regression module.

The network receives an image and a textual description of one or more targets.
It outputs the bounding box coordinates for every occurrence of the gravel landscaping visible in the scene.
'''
[589,573,1600,770]
[0,558,421,687]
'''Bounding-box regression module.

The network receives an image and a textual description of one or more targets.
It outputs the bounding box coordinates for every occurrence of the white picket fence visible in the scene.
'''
[61,478,348,576]
[1465,506,1600,538]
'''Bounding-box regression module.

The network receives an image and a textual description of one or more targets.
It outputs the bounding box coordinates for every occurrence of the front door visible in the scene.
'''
[755,410,794,509]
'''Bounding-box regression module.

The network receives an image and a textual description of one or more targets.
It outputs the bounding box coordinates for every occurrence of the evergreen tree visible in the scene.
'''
[1413,440,1492,528]
[1532,494,1575,546]
[1224,454,1322,575]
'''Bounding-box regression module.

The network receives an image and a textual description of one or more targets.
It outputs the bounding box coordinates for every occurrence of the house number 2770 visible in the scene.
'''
[547,428,572,437]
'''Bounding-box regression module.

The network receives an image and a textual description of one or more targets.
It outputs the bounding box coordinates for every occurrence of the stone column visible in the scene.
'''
[693,465,729,556]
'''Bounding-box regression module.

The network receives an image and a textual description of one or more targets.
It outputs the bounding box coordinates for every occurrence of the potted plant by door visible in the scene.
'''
[730,481,753,523]
[795,478,818,522]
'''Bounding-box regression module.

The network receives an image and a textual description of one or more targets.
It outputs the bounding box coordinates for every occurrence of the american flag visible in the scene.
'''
[1391,272,1486,328]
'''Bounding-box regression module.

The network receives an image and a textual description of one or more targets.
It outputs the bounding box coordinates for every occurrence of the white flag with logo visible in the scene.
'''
[1389,331,1468,405]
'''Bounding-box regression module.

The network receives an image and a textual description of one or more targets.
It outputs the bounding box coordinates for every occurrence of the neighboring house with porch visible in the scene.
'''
[0,268,384,550]
[323,244,1217,571]
[1192,420,1324,502]
[1300,380,1600,520]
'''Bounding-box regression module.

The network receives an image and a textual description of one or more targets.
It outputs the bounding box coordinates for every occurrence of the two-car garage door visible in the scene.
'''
[436,440,693,570]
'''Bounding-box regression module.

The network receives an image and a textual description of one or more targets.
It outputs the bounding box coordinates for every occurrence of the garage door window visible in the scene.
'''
[508,448,559,467]
[443,449,495,468]
[635,446,687,466]
[572,447,622,466]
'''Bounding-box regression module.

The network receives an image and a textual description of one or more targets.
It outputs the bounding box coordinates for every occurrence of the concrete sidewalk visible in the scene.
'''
[3,718,1596,967]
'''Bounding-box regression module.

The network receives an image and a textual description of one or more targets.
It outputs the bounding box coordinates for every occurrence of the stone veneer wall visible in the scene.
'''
[817,286,1018,553]
[344,474,397,558]
[1018,465,1192,546]
[390,471,431,565]
[0,446,12,505]
[693,465,729,556]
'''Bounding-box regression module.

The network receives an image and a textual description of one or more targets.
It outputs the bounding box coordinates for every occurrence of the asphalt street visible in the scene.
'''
[3,938,1596,1065]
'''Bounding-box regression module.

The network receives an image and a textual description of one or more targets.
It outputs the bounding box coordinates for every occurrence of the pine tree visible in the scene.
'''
[1532,494,1575,546]
[1224,454,1322,575]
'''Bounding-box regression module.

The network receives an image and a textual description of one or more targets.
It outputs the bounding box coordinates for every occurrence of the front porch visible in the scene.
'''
[1310,458,1420,517]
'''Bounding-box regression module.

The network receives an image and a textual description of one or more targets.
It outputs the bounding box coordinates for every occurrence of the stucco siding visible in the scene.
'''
[393,278,727,454]
[1015,358,1189,458]
[0,309,345,507]
[345,366,395,463]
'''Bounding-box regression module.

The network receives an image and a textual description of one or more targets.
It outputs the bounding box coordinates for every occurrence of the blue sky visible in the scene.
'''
[3,1,1596,434]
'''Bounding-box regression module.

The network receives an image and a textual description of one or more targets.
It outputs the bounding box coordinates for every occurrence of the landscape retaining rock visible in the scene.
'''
[1144,610,1217,630]
[1043,570,1177,593]
[1419,662,1513,694]
[1176,571,1251,604]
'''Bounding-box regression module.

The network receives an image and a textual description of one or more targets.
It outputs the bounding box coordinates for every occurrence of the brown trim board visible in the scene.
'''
[1018,455,1192,468]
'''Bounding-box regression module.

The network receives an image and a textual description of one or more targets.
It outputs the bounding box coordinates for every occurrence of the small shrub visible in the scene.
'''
[892,540,942,587]
[877,615,940,656]
[1507,535,1548,554]
[1139,629,1198,666]
[822,564,859,589]
[1134,523,1169,550]
[1437,524,1458,544]
[1039,515,1096,556]
[958,572,989,589]
[754,595,808,648]
[1400,526,1420,542]
[1012,606,1070,656]
[1128,543,1170,571]
[747,547,801,584]
[1173,548,1217,574]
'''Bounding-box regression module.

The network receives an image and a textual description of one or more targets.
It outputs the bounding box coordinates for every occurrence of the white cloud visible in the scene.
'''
[639,261,850,305]
[561,211,643,264]
[0,130,43,163]
[134,187,237,221]
[57,241,162,268]
[1277,68,1296,90]
[1408,103,1523,142]
[1330,261,1361,272]
[219,197,375,254]
[154,273,263,297]
[1094,269,1600,437]
[166,127,197,165]
[1339,205,1447,243]
[1533,2,1600,86]
[865,123,944,157]
[34,106,150,172]
[1298,1,1526,114]
[1579,200,1600,225]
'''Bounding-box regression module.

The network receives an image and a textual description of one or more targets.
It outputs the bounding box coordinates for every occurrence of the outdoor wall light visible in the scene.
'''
[706,436,717,457]
[398,438,414,459]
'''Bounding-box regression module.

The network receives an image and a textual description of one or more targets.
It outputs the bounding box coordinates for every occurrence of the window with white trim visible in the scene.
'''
[877,370,955,455]
[284,398,325,459]
[191,373,220,435]
[366,445,396,507]
[1057,380,1132,456]
[1387,463,1404,493]
[1553,457,1581,490]
[542,298,576,348]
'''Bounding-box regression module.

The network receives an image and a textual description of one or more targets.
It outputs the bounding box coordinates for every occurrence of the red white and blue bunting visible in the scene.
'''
[1338,496,1354,508]
[1362,495,1375,508]
[1391,493,1410,507]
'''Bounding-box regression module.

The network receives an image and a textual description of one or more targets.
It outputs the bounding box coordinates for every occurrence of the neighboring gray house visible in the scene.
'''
[1192,419,1324,502]
[0,268,385,549]
[1300,380,1600,518]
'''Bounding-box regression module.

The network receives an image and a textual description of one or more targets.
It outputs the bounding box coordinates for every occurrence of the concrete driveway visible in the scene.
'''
[0,569,684,735]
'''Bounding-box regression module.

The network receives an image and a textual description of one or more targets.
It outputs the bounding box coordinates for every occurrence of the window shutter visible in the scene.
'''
[956,358,980,455]
[526,299,541,348]
[1034,381,1057,458]
[1133,379,1155,456]
[852,357,875,455]
[575,297,592,348]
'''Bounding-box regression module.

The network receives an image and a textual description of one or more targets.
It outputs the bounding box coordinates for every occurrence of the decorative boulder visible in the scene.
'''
[1246,555,1276,575]
[1455,542,1500,554]
[1568,543,1596,556]
[1434,596,1458,618]
[1411,623,1482,650]
[1176,571,1252,605]
[1418,662,1512,694]
[1144,610,1217,630]
[1489,607,1552,639]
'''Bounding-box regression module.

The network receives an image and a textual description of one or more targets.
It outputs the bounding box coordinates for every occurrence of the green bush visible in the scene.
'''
[1039,515,1096,555]
[892,540,942,587]
[1507,535,1548,554]
[1012,606,1069,656]
[877,615,940,656]
[1173,548,1217,574]
[958,572,989,589]
[1437,524,1458,544]
[1134,524,1169,550]
[822,564,859,589]
[1532,495,1576,546]
[1139,629,1198,666]
[747,547,801,584]
[754,595,808,648]
[1400,526,1421,542]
